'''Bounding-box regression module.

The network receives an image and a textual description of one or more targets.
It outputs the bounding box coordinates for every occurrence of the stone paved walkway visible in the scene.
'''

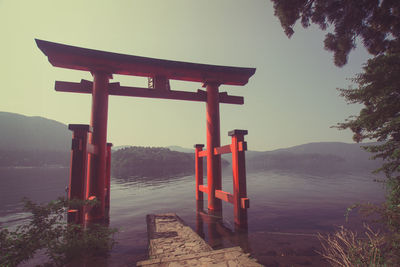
[136,213,262,267]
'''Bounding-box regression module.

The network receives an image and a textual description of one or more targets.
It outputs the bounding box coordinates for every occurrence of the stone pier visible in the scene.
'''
[136,213,262,267]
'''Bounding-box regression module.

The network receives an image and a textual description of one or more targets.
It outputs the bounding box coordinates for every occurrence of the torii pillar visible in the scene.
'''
[87,71,110,222]
[205,82,222,213]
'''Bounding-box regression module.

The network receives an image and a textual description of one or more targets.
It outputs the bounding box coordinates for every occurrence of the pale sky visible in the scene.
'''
[0,0,370,151]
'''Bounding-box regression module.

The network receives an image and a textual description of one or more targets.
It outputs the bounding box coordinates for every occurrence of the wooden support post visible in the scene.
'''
[229,129,248,228]
[87,71,110,223]
[195,199,205,239]
[67,124,92,224]
[195,144,205,239]
[105,143,112,217]
[194,144,205,201]
[205,82,222,213]
[207,218,219,249]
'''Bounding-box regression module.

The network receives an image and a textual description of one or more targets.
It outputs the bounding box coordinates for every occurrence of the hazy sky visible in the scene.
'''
[0,0,371,151]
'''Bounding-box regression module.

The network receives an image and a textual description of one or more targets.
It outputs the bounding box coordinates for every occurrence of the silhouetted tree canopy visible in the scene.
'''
[337,53,400,144]
[338,54,400,260]
[336,52,400,203]
[271,0,400,66]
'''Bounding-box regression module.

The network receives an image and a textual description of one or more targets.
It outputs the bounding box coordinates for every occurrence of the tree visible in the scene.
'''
[337,52,400,264]
[271,0,400,264]
[271,0,400,66]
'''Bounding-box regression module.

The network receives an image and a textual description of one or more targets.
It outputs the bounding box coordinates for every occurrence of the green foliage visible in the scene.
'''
[337,53,400,142]
[329,34,400,267]
[0,197,117,267]
[271,0,400,66]
[336,52,400,222]
[336,52,400,202]
[332,56,400,264]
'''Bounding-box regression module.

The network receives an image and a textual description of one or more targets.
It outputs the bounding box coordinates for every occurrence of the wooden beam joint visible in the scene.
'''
[54,80,244,104]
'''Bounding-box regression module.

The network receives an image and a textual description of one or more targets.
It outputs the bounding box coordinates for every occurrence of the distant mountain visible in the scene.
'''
[0,111,383,173]
[0,112,71,151]
[246,142,382,174]
[268,142,376,159]
[0,112,71,167]
[166,142,381,174]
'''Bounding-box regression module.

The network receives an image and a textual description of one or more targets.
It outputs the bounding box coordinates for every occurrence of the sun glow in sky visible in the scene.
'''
[0,0,370,151]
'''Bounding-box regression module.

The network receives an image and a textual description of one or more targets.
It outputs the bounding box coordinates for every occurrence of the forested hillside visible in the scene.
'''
[111,147,195,178]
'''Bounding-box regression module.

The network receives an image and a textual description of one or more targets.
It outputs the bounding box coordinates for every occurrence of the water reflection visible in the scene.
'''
[1,167,387,266]
[111,173,191,189]
[195,200,251,253]
[0,167,69,219]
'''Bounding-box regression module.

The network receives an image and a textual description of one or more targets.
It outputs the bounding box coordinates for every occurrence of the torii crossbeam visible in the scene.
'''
[36,39,256,224]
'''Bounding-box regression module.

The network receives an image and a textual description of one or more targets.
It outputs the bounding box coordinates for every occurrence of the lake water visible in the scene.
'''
[0,167,385,266]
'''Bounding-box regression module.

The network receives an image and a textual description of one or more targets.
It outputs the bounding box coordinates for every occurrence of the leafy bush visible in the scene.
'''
[0,197,117,266]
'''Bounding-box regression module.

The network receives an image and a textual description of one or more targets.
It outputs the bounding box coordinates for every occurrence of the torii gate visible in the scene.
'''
[36,39,256,227]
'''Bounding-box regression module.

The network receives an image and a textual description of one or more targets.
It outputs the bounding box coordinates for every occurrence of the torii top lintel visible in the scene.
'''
[35,39,256,86]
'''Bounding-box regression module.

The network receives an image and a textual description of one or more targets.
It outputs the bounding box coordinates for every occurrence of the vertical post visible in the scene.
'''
[229,129,249,228]
[87,71,110,223]
[195,144,205,238]
[67,124,92,224]
[105,143,112,217]
[207,216,222,249]
[195,200,205,239]
[205,81,222,213]
[194,144,204,201]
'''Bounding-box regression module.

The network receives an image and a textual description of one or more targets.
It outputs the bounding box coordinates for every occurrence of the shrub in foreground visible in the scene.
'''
[318,224,385,267]
[0,197,117,266]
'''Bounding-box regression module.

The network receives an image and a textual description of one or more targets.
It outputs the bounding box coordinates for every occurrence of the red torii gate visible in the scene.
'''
[36,39,256,226]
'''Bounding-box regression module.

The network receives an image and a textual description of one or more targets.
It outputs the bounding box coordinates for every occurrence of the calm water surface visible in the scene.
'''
[0,167,385,266]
